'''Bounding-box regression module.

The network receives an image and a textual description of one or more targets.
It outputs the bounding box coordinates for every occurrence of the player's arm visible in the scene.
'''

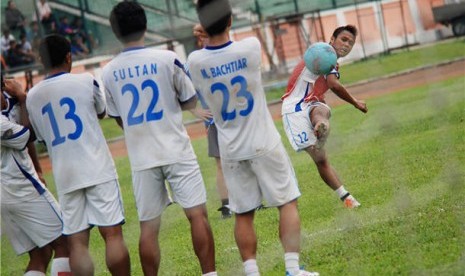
[180,95,198,111]
[3,79,37,141]
[27,141,47,184]
[327,74,368,113]
[188,91,213,122]
[92,79,107,119]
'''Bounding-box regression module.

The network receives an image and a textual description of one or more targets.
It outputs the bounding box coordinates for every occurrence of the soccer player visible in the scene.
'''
[191,23,232,219]
[26,35,131,275]
[281,25,368,208]
[1,77,71,276]
[187,1,319,275]
[103,2,216,275]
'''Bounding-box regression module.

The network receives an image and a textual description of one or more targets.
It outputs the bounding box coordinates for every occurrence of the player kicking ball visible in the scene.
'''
[281,25,368,208]
[187,0,319,275]
[103,2,216,275]
[26,35,131,275]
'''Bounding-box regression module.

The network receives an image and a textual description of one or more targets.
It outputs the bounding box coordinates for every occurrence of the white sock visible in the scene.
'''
[284,252,300,275]
[51,257,71,276]
[24,271,45,276]
[335,186,349,199]
[202,272,218,276]
[244,259,260,276]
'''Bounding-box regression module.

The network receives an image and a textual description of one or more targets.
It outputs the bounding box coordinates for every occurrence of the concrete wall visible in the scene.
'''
[232,0,455,72]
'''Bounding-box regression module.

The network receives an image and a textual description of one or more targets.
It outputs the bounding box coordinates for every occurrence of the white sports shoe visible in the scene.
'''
[286,270,320,276]
[343,195,361,208]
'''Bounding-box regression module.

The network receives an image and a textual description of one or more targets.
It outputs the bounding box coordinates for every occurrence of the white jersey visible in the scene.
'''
[26,72,117,196]
[1,111,47,204]
[102,47,197,171]
[187,37,280,161]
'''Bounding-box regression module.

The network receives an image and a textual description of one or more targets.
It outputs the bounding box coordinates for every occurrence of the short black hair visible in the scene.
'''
[110,1,147,43]
[332,25,358,39]
[196,0,232,37]
[39,34,70,70]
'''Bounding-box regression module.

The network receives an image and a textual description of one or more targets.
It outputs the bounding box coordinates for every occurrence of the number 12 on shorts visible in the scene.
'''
[297,131,309,144]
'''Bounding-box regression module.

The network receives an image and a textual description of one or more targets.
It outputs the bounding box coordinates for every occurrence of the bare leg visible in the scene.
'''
[305,146,343,191]
[68,229,94,276]
[184,204,216,274]
[50,235,69,258]
[278,200,301,252]
[99,225,131,276]
[26,246,52,273]
[307,105,342,190]
[234,211,257,261]
[310,106,331,148]
[139,217,162,276]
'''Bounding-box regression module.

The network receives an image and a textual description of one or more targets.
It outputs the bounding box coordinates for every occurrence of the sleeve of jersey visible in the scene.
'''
[0,116,30,150]
[173,58,196,103]
[92,79,106,116]
[104,86,120,118]
[325,66,340,79]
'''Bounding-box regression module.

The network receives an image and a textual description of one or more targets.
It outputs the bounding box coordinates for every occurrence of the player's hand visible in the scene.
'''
[355,99,368,113]
[3,79,26,102]
[193,24,208,40]
[190,107,213,122]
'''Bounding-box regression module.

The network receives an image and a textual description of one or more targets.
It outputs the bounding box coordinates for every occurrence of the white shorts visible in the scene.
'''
[282,102,331,151]
[1,191,63,255]
[60,179,125,235]
[221,142,301,214]
[132,159,207,221]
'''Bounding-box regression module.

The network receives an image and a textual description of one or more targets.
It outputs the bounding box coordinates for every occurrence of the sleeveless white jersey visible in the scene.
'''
[102,47,197,171]
[187,38,281,161]
[26,73,117,196]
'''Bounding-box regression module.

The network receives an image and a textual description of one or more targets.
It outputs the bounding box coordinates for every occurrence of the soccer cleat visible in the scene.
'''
[286,270,320,276]
[217,205,232,219]
[341,194,361,208]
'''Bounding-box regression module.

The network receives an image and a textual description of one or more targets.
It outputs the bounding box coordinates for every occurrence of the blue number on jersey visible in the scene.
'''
[297,131,309,144]
[122,79,163,126]
[41,97,83,146]
[210,75,254,121]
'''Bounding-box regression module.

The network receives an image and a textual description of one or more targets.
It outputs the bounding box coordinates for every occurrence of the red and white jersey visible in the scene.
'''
[26,72,117,196]
[281,60,339,114]
[187,37,281,161]
[102,47,197,171]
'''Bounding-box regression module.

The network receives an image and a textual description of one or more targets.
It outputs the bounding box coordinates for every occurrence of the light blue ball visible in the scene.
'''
[303,42,337,75]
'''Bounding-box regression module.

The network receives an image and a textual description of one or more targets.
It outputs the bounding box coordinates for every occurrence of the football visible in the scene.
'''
[303,42,337,75]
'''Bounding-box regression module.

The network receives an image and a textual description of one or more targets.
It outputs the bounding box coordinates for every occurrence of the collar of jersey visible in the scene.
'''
[123,46,145,52]
[205,41,232,50]
[45,72,68,80]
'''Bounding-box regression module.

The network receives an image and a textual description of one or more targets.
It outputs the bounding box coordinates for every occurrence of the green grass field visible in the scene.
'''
[2,71,464,274]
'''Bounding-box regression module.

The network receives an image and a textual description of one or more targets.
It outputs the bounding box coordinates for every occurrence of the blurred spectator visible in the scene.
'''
[58,16,75,38]
[18,34,35,62]
[1,28,16,55]
[5,40,22,67]
[26,21,41,56]
[35,0,56,34]
[70,34,89,58]
[71,17,97,49]
[5,40,34,67]
[5,1,26,36]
